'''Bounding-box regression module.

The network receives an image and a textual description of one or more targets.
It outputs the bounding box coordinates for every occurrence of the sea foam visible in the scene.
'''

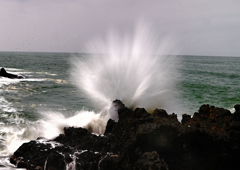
[70,22,180,125]
[0,22,180,160]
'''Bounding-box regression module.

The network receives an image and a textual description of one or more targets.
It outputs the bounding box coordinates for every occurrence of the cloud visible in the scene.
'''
[0,0,240,56]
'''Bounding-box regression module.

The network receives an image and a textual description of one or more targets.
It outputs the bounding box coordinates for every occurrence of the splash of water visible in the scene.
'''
[0,23,180,161]
[70,22,179,118]
[0,109,107,157]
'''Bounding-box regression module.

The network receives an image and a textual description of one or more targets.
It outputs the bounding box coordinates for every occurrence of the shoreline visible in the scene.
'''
[10,100,240,170]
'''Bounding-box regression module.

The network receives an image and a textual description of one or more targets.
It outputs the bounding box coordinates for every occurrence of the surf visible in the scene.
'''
[70,22,180,127]
[0,22,180,161]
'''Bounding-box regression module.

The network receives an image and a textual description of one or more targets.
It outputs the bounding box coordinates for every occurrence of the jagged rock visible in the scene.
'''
[152,108,169,118]
[181,114,191,125]
[234,104,240,112]
[104,119,116,134]
[10,101,240,170]
[0,68,24,79]
[234,104,240,120]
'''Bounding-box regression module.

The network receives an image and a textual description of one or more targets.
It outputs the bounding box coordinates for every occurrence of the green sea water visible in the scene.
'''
[179,55,240,113]
[0,52,239,168]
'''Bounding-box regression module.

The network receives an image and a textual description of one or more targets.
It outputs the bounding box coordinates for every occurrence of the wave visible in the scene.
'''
[1,22,181,161]
[71,22,180,115]
[0,97,17,113]
[0,109,107,157]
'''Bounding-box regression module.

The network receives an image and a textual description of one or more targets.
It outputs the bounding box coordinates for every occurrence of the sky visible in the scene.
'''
[0,0,240,56]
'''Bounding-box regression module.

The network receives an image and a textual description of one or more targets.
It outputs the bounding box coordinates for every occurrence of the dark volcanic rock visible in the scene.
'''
[0,68,24,79]
[10,101,240,170]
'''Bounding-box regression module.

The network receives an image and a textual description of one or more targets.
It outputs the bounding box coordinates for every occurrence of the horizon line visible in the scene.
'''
[0,50,239,58]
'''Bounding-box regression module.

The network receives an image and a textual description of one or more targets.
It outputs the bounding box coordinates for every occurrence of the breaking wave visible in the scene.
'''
[70,22,180,119]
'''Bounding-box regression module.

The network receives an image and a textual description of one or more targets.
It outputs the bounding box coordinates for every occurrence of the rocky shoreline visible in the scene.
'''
[10,100,240,170]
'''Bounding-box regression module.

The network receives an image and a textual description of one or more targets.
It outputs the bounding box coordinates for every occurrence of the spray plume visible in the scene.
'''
[71,22,179,116]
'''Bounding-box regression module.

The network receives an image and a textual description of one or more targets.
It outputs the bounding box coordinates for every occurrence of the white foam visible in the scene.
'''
[0,77,46,89]
[0,97,17,113]
[36,140,63,149]
[1,22,181,164]
[3,68,23,71]
[0,118,45,156]
[38,107,112,138]
[35,71,57,76]
[0,157,19,169]
[229,108,235,114]
[0,77,21,87]
[0,107,109,157]
[71,21,180,114]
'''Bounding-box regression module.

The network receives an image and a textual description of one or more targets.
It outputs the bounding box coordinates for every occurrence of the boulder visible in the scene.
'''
[0,68,24,79]
[10,101,240,170]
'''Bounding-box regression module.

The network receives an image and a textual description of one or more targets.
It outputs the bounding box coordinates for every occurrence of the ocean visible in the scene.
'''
[0,52,240,168]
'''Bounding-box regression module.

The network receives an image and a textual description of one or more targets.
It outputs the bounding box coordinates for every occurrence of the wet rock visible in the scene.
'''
[10,101,240,170]
[0,68,24,79]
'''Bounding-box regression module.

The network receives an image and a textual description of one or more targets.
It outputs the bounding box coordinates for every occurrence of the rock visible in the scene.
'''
[234,104,240,112]
[10,101,240,170]
[181,114,191,125]
[152,108,168,118]
[134,151,169,170]
[198,104,210,116]
[234,104,240,120]
[104,119,116,134]
[0,68,24,79]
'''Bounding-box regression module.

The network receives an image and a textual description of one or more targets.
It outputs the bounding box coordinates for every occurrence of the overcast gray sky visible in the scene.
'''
[0,0,240,56]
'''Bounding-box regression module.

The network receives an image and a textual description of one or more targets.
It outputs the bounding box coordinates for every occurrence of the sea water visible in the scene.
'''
[0,25,240,168]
